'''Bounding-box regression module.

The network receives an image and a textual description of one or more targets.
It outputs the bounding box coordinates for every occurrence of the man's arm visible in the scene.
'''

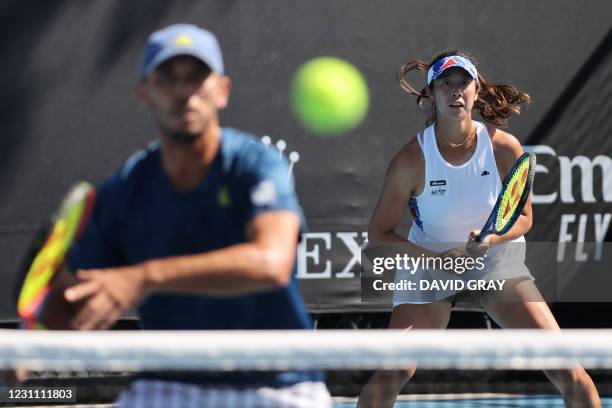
[143,210,299,293]
[64,210,299,330]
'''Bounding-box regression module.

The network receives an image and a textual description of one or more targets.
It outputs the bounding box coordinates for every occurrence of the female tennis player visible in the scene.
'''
[357,51,600,407]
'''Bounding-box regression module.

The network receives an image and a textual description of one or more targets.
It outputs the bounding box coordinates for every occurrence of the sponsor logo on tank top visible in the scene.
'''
[429,180,447,196]
[481,170,490,176]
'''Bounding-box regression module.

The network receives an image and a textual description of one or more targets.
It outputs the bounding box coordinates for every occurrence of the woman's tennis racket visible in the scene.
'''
[476,152,536,242]
[15,182,96,329]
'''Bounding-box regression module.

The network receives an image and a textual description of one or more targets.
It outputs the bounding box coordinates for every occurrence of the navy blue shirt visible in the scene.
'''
[68,128,320,386]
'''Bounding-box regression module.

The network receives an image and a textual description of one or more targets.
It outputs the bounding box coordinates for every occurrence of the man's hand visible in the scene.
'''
[64,265,149,330]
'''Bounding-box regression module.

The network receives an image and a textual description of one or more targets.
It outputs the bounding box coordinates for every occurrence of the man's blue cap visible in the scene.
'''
[140,24,224,79]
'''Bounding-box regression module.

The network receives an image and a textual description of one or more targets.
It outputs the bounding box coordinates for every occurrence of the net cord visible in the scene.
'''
[1,329,611,371]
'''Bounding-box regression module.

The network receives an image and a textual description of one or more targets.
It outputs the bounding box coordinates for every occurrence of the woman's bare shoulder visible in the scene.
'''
[388,135,424,176]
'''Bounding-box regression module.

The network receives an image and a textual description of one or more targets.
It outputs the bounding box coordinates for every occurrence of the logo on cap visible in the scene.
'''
[174,34,193,47]
[439,58,457,72]
[427,55,478,85]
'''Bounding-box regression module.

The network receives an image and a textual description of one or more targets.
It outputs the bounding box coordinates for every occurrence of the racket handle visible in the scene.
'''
[475,232,487,243]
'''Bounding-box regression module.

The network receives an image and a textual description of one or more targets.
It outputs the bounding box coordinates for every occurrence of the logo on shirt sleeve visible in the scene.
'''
[251,179,277,206]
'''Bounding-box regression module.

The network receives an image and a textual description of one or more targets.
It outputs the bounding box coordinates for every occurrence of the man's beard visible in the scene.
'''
[155,115,207,145]
[168,131,198,145]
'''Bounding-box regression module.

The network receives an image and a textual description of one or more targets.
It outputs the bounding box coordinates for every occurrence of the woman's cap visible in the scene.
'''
[427,55,478,85]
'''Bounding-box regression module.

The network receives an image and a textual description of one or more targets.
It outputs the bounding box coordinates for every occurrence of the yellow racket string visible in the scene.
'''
[494,159,530,231]
[17,185,91,316]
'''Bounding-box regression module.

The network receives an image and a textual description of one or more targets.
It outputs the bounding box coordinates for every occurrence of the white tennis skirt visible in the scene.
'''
[393,240,533,306]
[115,379,333,408]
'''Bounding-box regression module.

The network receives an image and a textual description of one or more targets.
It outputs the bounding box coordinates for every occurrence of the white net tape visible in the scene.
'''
[1,329,612,371]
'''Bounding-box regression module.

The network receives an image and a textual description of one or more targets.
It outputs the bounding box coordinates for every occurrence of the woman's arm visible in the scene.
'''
[368,139,441,258]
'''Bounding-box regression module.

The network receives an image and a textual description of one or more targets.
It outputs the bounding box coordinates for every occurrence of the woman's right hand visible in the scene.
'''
[439,247,469,274]
[440,247,465,260]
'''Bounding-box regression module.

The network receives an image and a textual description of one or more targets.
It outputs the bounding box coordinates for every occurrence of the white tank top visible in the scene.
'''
[408,121,524,250]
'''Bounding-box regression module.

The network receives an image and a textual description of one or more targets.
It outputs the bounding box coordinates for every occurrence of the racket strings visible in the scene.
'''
[495,160,530,230]
[17,182,95,326]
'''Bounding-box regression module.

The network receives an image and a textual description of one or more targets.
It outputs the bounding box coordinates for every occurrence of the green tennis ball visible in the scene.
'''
[291,57,369,136]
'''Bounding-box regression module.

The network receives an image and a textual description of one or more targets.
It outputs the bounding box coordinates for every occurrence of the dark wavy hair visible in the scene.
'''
[397,50,531,128]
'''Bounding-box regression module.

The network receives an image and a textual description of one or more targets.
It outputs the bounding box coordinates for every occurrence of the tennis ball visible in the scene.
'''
[291,57,369,136]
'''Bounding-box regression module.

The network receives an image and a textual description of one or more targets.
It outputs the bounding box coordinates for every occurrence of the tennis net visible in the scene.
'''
[1,329,611,407]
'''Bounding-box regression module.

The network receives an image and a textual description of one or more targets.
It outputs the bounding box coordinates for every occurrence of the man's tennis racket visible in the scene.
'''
[15,182,96,329]
[476,152,536,242]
